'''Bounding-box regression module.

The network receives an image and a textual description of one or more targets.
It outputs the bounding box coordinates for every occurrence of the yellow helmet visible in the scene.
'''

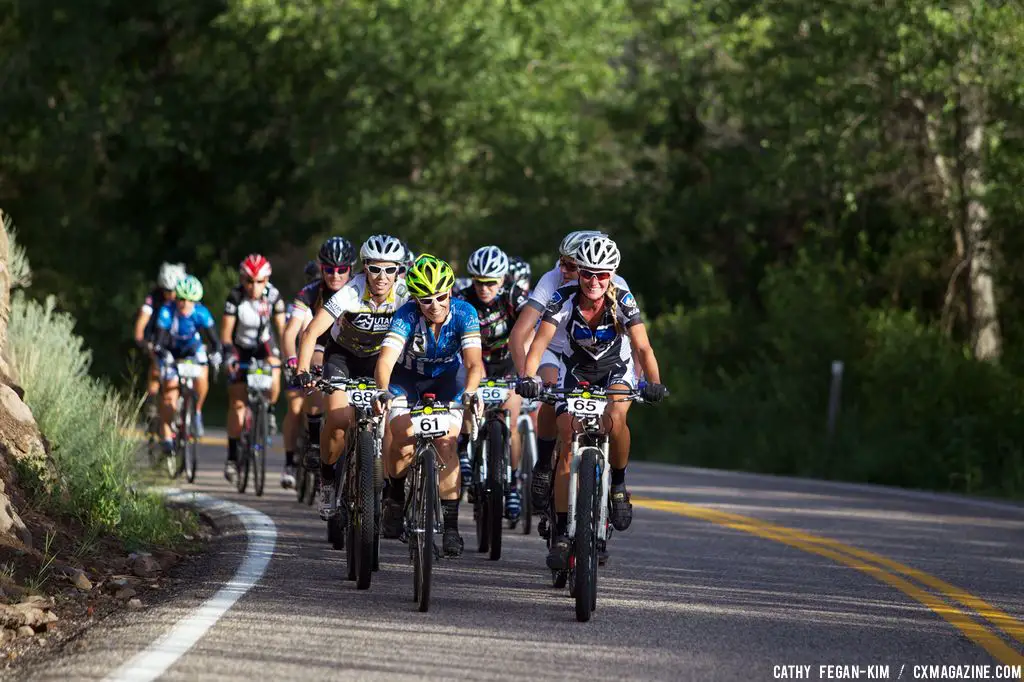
[405,253,455,298]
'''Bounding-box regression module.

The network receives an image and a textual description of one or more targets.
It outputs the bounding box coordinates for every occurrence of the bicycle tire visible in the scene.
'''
[254,399,268,496]
[372,440,383,573]
[414,443,436,613]
[574,447,600,622]
[236,410,251,494]
[473,433,489,554]
[295,426,308,502]
[354,428,375,589]
[518,419,535,535]
[185,395,198,483]
[486,419,505,561]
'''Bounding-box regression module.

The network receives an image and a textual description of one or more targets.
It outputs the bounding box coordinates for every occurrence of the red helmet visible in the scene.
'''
[240,254,272,280]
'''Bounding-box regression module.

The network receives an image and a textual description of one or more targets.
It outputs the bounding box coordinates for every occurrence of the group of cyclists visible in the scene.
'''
[132,230,666,568]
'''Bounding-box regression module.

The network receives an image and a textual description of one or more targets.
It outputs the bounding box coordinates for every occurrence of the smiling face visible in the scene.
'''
[321,263,352,291]
[415,289,451,323]
[577,268,612,301]
[365,260,399,297]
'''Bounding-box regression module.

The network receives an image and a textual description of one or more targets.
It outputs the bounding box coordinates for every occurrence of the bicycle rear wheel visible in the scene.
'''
[236,409,251,494]
[185,393,198,483]
[573,447,600,622]
[518,419,535,535]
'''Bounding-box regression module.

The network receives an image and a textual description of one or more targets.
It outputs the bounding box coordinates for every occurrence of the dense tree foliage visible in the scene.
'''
[3,0,1022,496]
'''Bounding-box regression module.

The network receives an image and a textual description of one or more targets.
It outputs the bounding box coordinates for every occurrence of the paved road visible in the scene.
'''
[14,431,1024,682]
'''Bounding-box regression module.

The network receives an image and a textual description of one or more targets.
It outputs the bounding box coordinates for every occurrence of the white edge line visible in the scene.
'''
[103,490,277,682]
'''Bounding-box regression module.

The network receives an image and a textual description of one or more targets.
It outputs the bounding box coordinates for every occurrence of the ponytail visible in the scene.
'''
[606,282,623,334]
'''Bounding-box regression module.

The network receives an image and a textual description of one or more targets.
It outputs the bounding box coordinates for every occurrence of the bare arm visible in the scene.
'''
[133,309,152,344]
[282,312,306,360]
[627,323,661,385]
[460,346,484,394]
[273,312,287,345]
[374,345,400,391]
[297,309,335,373]
[220,314,236,347]
[510,305,542,374]
[523,320,557,378]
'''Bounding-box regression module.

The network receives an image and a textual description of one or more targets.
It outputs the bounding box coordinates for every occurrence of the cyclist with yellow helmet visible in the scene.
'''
[373,254,485,557]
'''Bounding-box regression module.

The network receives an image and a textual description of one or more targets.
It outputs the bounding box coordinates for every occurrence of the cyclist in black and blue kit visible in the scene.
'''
[456,245,529,521]
[151,275,223,453]
[373,254,485,557]
[133,262,186,424]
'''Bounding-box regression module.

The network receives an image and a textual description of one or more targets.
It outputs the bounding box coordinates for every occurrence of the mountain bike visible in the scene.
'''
[535,383,661,622]
[294,365,323,506]
[515,398,539,535]
[468,377,514,560]
[167,358,203,481]
[235,359,274,496]
[391,394,477,613]
[313,376,384,589]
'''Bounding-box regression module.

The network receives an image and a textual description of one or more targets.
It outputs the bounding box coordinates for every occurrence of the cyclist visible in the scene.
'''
[398,242,416,280]
[509,231,621,515]
[133,262,186,424]
[507,255,532,294]
[516,235,667,569]
[295,234,409,519]
[221,254,288,484]
[455,246,529,521]
[281,237,356,480]
[373,254,484,557]
[151,275,222,453]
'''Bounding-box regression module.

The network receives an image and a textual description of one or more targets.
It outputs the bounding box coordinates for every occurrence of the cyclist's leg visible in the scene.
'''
[283,387,303,463]
[434,369,466,556]
[303,347,325,466]
[225,349,249,473]
[159,359,180,449]
[546,410,575,569]
[267,342,283,405]
[530,351,563,508]
[317,344,358,518]
[605,363,637,530]
[381,381,415,539]
[504,389,523,520]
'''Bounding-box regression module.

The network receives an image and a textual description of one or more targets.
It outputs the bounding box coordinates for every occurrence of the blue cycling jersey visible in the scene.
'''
[382,299,481,377]
[155,302,216,357]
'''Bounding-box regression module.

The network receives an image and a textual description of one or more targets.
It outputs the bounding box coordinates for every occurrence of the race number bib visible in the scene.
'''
[347,379,377,407]
[411,406,450,438]
[247,372,274,391]
[177,362,203,380]
[565,390,607,418]
[480,379,511,405]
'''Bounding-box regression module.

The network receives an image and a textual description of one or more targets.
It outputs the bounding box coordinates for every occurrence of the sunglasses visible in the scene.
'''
[366,264,400,276]
[415,291,450,306]
[578,269,612,282]
[321,264,351,276]
[559,258,578,273]
[243,278,268,286]
[473,278,502,287]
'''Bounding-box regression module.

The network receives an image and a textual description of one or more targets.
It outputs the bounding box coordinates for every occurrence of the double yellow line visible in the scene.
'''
[633,498,1024,667]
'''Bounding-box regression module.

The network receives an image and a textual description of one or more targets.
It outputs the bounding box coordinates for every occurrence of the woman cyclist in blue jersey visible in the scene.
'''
[152,275,223,454]
[373,254,485,557]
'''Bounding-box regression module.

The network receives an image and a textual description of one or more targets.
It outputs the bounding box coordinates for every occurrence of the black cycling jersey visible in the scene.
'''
[457,283,528,367]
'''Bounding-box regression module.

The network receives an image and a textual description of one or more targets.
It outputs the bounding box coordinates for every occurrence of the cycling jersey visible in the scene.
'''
[542,284,642,370]
[322,275,409,357]
[382,299,481,377]
[525,266,629,355]
[456,283,528,368]
[224,283,285,349]
[153,303,220,358]
[291,280,336,350]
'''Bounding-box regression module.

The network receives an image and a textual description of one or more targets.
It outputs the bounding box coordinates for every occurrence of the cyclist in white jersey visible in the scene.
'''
[509,231,631,514]
[295,235,409,519]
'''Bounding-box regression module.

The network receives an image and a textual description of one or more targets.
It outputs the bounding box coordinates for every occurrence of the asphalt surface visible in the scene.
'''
[11,430,1024,682]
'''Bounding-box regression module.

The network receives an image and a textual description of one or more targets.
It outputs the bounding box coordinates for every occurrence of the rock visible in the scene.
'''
[114,588,136,600]
[15,626,33,638]
[70,570,92,591]
[130,554,160,579]
[0,385,32,425]
[0,629,8,645]
[0,492,31,548]
[127,598,143,609]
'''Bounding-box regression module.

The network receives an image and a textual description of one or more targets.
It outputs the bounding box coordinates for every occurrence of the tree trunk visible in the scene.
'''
[960,43,1001,362]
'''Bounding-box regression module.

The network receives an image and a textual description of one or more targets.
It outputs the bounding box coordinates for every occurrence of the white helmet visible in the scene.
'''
[574,236,620,271]
[158,262,186,290]
[360,234,405,263]
[467,246,509,279]
[559,230,606,258]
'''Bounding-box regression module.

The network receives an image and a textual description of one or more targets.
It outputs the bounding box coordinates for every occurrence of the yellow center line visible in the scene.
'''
[634,497,1024,667]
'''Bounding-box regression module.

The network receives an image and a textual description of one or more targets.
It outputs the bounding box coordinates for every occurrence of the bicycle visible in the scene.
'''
[390,393,477,613]
[515,398,539,535]
[468,377,514,560]
[533,383,661,622]
[293,365,323,507]
[234,359,274,496]
[313,376,383,589]
[166,357,203,482]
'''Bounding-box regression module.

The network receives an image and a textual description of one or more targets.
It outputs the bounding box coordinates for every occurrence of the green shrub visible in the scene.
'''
[7,292,195,548]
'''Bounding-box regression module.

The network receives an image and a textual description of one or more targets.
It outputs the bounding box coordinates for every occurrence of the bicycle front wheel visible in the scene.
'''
[414,443,436,613]
[485,419,506,561]
[573,447,600,622]
[253,400,268,496]
[185,392,198,483]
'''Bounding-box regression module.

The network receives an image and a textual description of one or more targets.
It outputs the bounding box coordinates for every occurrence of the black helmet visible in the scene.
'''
[318,236,356,267]
[507,256,531,286]
[303,260,320,283]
